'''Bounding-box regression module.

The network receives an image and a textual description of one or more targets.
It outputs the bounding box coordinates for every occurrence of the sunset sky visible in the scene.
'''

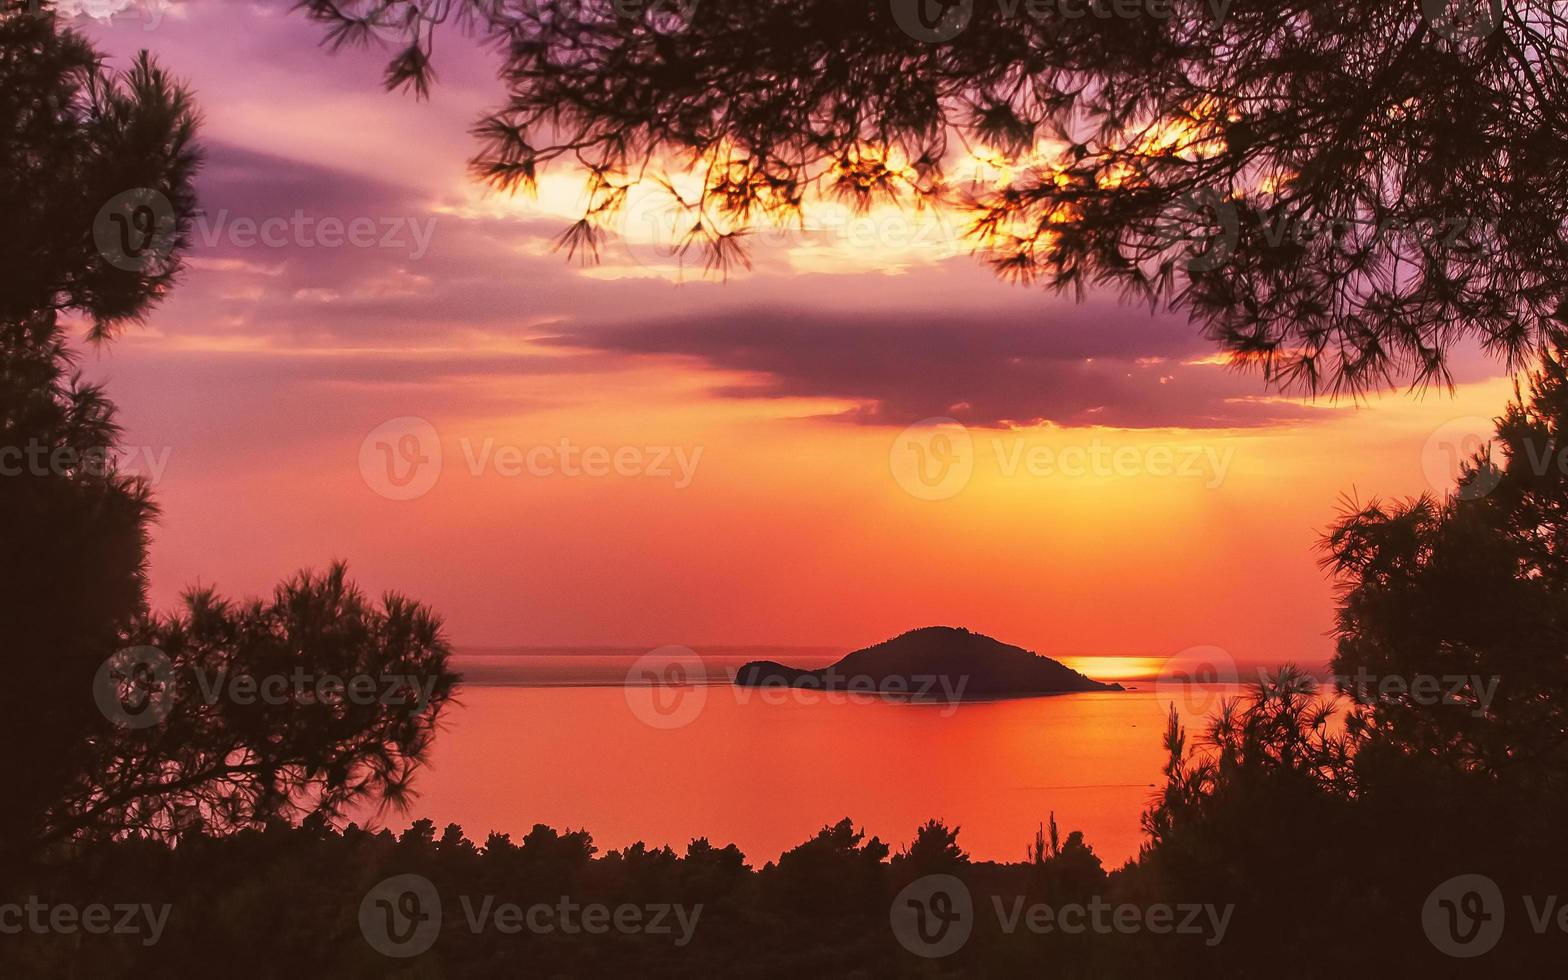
[77,0,1513,665]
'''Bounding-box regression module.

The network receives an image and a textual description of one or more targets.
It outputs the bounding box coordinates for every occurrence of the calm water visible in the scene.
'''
[382,651,1246,866]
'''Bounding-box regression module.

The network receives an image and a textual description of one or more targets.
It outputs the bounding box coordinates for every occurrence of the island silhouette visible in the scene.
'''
[733,626,1123,697]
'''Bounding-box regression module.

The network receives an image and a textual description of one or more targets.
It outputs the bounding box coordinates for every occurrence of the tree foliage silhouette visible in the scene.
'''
[894,817,968,873]
[50,565,457,848]
[1324,347,1568,786]
[299,0,1568,394]
[1,0,201,867]
[1,4,458,867]
[0,3,199,336]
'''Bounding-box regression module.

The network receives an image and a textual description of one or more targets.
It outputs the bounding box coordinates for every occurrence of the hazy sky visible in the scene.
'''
[77,0,1513,664]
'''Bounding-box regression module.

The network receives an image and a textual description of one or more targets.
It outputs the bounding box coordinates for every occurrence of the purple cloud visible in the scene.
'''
[543,305,1343,429]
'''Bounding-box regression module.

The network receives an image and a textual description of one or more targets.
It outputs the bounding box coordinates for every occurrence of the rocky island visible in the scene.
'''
[732,626,1123,698]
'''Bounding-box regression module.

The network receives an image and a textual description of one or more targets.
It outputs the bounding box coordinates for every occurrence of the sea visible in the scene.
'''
[366,648,1269,865]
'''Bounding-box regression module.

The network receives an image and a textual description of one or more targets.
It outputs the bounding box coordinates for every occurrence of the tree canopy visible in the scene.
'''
[0,3,199,337]
[1324,347,1568,786]
[2,3,458,867]
[300,0,1568,394]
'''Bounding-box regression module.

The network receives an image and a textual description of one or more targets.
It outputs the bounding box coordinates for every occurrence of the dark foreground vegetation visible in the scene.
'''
[7,757,1568,978]
[8,2,1568,976]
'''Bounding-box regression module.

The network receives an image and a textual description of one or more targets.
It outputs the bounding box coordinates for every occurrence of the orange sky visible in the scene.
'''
[76,4,1518,668]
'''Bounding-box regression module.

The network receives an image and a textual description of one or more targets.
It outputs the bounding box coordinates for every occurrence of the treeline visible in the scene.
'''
[6,779,1565,978]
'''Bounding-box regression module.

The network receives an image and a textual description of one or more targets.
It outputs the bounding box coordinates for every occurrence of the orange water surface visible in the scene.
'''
[379,654,1242,866]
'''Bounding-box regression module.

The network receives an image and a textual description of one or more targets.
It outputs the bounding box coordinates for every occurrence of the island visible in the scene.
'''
[732,626,1123,698]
